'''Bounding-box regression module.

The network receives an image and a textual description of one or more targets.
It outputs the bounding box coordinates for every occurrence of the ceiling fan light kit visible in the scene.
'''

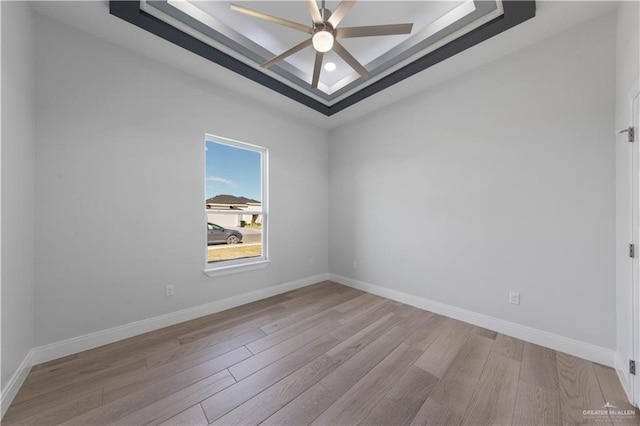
[312,28,334,53]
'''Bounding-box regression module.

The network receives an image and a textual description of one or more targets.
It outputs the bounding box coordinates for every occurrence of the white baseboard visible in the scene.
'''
[29,273,329,366]
[329,274,615,367]
[2,271,620,420]
[1,349,33,419]
[1,273,327,419]
[615,352,635,405]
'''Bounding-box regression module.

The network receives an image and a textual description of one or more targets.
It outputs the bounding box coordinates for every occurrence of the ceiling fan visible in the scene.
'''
[230,0,414,88]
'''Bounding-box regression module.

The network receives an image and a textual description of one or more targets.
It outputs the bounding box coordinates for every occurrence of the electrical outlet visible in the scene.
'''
[509,291,520,305]
[309,258,315,266]
[165,285,175,297]
[352,261,358,270]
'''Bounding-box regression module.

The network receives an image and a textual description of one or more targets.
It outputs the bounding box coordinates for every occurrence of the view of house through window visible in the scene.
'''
[205,136,266,266]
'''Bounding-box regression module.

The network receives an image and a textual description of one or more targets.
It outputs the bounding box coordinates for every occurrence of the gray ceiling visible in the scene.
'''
[110,0,536,115]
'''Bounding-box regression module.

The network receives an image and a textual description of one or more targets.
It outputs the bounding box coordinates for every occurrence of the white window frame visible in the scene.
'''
[204,134,269,277]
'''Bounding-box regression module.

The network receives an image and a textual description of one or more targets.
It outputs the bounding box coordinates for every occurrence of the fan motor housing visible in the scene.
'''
[313,22,334,35]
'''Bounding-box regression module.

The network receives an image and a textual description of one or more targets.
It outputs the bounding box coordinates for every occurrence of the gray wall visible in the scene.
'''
[328,13,616,349]
[0,0,628,402]
[614,0,640,399]
[1,1,35,394]
[33,15,329,346]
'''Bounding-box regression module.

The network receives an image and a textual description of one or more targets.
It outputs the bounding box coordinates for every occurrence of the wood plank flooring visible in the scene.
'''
[4,281,638,425]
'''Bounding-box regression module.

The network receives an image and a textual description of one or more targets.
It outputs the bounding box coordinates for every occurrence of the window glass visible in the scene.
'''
[205,137,267,269]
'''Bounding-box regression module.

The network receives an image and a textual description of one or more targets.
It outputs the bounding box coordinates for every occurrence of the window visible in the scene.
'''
[204,135,268,276]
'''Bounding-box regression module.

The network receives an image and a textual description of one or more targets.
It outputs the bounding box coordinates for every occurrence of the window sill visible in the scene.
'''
[204,259,270,278]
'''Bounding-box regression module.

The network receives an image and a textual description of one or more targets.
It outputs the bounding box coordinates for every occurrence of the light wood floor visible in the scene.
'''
[4,281,639,425]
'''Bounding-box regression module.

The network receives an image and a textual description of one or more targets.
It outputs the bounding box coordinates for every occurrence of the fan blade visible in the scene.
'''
[262,38,313,68]
[311,51,324,88]
[306,0,323,25]
[336,23,413,39]
[327,0,356,28]
[230,3,312,34]
[333,40,369,79]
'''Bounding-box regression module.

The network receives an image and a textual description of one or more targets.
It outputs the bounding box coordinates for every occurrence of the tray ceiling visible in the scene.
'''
[110,1,536,116]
